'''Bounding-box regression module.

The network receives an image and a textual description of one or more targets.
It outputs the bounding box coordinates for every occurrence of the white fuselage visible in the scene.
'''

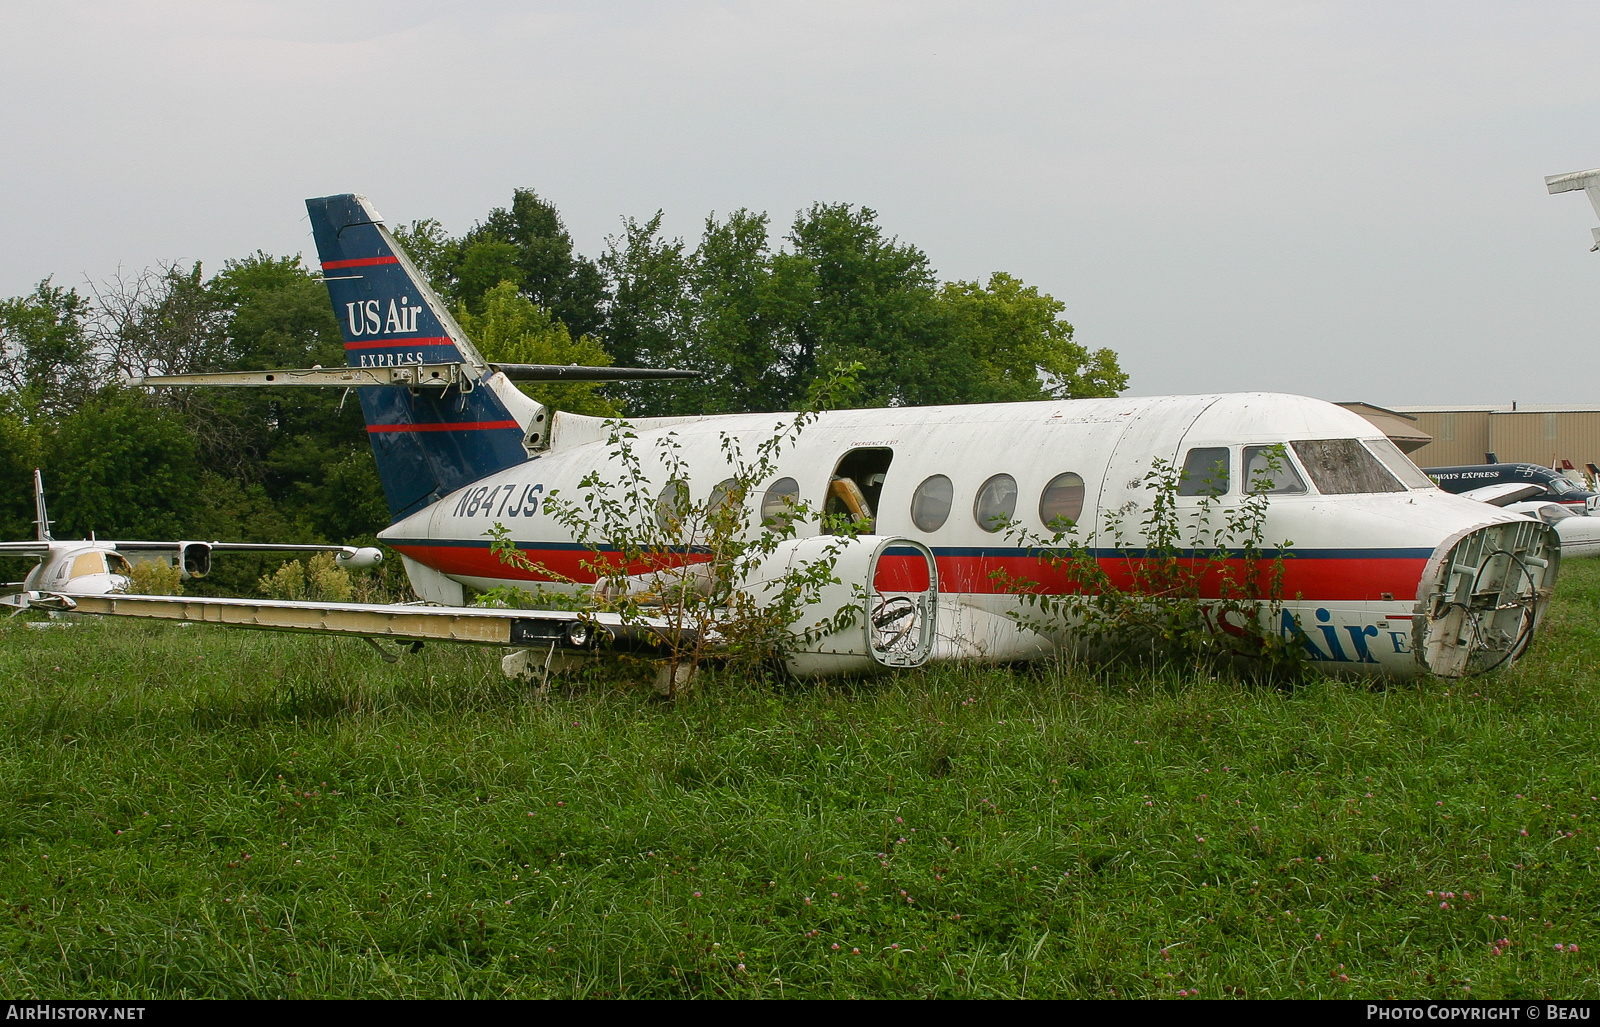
[380,393,1550,678]
[1504,500,1600,558]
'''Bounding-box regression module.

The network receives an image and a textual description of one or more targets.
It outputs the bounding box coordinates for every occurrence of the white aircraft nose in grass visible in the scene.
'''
[51,194,1562,681]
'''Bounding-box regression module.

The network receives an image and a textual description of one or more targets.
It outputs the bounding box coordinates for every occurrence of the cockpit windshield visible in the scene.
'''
[1549,476,1581,495]
[69,552,107,578]
[1290,439,1406,495]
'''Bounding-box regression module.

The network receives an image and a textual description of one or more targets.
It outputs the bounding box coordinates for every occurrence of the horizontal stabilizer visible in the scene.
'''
[127,362,697,389]
[1546,168,1600,238]
[493,363,698,382]
[1546,168,1600,193]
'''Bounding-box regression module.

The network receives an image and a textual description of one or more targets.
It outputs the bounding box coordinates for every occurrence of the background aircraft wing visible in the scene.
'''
[110,541,384,570]
[0,541,53,558]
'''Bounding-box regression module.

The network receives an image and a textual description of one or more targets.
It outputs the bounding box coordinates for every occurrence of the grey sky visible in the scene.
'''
[4,1,1600,405]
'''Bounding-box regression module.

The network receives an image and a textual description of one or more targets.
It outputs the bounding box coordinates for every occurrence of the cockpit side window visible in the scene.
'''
[1179,448,1230,496]
[1242,445,1307,495]
[1291,439,1406,494]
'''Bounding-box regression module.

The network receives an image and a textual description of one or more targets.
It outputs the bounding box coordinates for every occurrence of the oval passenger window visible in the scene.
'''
[973,474,1018,533]
[760,477,800,527]
[909,474,953,532]
[655,479,689,533]
[707,477,742,526]
[1038,472,1085,529]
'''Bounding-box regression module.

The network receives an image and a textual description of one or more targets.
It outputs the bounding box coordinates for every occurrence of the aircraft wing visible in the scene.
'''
[109,541,384,570]
[0,542,52,558]
[31,591,685,654]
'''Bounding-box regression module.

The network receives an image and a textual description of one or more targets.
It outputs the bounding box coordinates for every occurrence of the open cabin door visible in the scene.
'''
[825,448,894,534]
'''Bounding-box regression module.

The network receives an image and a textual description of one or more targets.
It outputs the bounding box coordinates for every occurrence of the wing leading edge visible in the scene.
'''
[35,592,686,654]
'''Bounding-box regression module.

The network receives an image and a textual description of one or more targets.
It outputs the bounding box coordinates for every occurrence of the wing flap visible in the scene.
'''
[55,593,687,653]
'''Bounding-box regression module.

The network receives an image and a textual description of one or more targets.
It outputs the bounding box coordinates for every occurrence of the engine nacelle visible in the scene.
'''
[743,534,938,678]
[336,546,384,570]
[177,542,211,580]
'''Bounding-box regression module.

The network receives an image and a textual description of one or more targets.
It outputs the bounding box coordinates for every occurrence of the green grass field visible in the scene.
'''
[3,562,1599,999]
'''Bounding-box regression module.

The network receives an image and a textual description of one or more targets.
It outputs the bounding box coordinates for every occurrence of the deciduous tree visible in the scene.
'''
[457,281,619,418]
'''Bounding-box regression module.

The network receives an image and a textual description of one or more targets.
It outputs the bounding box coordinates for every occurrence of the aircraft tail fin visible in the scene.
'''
[33,469,53,542]
[305,194,537,522]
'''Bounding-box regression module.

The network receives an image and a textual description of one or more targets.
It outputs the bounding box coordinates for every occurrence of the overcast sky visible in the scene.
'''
[4,1,1600,405]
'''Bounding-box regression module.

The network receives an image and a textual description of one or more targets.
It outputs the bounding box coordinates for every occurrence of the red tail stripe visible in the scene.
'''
[322,256,399,269]
[367,421,521,434]
[344,337,454,350]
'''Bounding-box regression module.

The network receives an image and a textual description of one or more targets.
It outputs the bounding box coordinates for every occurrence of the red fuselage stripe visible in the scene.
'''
[343,337,454,350]
[322,256,399,269]
[388,544,1430,602]
[367,421,522,434]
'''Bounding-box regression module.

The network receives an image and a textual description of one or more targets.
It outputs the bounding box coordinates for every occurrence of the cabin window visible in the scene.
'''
[1241,446,1307,495]
[655,479,689,533]
[1038,473,1085,529]
[106,553,133,576]
[70,552,107,578]
[707,478,742,528]
[1179,448,1230,496]
[826,448,893,534]
[973,474,1018,533]
[761,477,800,528]
[1362,437,1435,489]
[910,475,953,532]
[1291,439,1405,494]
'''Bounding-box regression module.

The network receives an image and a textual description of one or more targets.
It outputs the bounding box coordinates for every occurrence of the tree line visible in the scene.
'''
[0,190,1125,590]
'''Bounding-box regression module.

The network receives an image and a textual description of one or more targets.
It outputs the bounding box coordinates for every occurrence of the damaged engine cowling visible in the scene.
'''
[743,534,939,677]
[1415,518,1560,677]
